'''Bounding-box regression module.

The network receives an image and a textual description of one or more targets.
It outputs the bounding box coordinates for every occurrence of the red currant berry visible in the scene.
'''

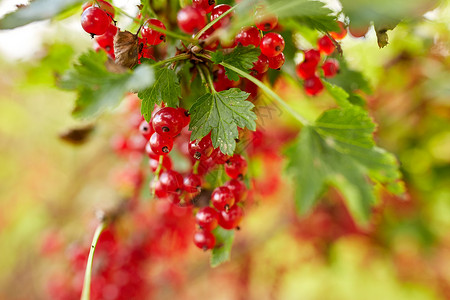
[213,65,239,91]
[254,9,278,31]
[211,148,230,164]
[139,120,153,140]
[193,230,215,250]
[94,23,117,57]
[198,28,219,51]
[267,52,285,69]
[235,26,261,47]
[195,207,219,231]
[304,76,324,96]
[188,135,213,160]
[145,141,159,159]
[260,32,285,57]
[193,0,215,14]
[252,54,269,74]
[330,21,347,40]
[177,6,206,34]
[151,179,168,198]
[178,108,191,128]
[211,186,235,211]
[296,61,317,80]
[81,7,110,36]
[183,173,202,193]
[159,170,183,193]
[152,107,184,137]
[149,132,173,155]
[225,154,248,179]
[317,35,335,55]
[349,22,370,38]
[224,179,247,203]
[82,0,115,19]
[219,205,244,229]
[141,19,166,45]
[304,49,321,66]
[210,4,232,29]
[149,155,172,172]
[322,59,339,77]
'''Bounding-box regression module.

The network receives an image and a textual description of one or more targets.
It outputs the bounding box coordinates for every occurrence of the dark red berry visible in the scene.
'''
[317,35,335,55]
[145,141,159,159]
[81,6,110,36]
[152,107,184,137]
[267,52,285,69]
[149,132,173,155]
[193,230,215,250]
[211,148,230,164]
[183,173,202,193]
[149,155,172,172]
[198,27,219,51]
[211,186,235,211]
[195,207,219,231]
[139,120,153,140]
[219,205,244,229]
[224,179,247,203]
[188,135,213,160]
[82,0,115,19]
[254,9,278,31]
[178,108,191,128]
[159,170,183,193]
[213,65,239,91]
[225,154,248,179]
[296,61,317,80]
[322,59,339,77]
[94,23,117,58]
[304,76,324,96]
[177,6,206,34]
[235,26,261,47]
[304,49,321,66]
[193,0,215,14]
[330,21,347,40]
[260,32,285,57]
[210,4,232,29]
[151,179,168,198]
[252,54,269,74]
[141,18,166,45]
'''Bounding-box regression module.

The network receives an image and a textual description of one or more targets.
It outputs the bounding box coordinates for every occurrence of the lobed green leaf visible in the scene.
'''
[211,46,260,81]
[211,227,235,267]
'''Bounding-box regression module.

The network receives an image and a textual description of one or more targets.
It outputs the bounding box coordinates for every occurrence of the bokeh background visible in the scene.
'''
[0,0,450,299]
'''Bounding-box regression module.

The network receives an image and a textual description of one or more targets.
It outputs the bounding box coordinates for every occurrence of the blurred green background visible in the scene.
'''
[0,0,450,299]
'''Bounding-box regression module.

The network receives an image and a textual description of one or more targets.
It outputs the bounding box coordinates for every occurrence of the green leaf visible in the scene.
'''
[138,68,181,121]
[211,227,235,267]
[189,88,256,155]
[0,0,83,29]
[286,106,403,224]
[60,51,154,119]
[210,46,260,81]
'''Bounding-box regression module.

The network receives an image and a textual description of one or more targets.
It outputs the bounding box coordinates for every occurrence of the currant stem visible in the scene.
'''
[80,221,108,300]
[193,4,239,40]
[144,23,197,43]
[152,53,191,68]
[197,64,216,94]
[155,155,164,180]
[220,62,311,126]
[193,160,200,175]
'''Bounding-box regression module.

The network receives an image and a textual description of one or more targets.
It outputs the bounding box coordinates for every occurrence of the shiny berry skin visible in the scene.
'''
[94,23,117,57]
[267,52,285,69]
[193,230,216,250]
[317,35,335,55]
[225,154,248,179]
[141,19,166,45]
[149,155,172,172]
[145,141,159,159]
[252,54,269,74]
[188,135,213,160]
[304,76,324,96]
[178,108,191,128]
[152,107,184,137]
[304,49,321,66]
[219,205,244,229]
[151,179,168,198]
[296,61,317,79]
[82,0,115,19]
[213,65,239,91]
[159,170,183,193]
[210,4,232,29]
[195,207,219,231]
[177,6,206,34]
[349,23,370,38]
[81,7,110,36]
[322,59,339,77]
[183,173,202,193]
[139,120,153,140]
[235,26,261,47]
[149,132,173,155]
[211,148,230,164]
[260,33,285,57]
[193,0,215,14]
[211,186,235,211]
[224,179,247,203]
[330,21,347,40]
[254,9,278,31]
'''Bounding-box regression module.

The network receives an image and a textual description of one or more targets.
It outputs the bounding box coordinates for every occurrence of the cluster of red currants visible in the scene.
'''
[295,21,347,96]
